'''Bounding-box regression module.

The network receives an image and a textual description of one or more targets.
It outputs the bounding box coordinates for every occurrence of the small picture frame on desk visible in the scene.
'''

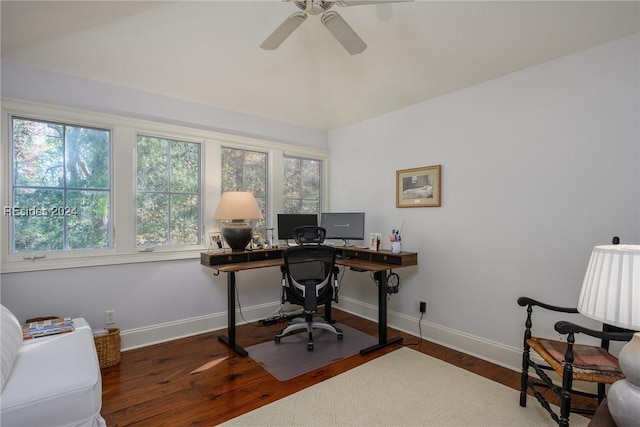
[369,233,381,251]
[208,232,224,252]
[251,232,264,250]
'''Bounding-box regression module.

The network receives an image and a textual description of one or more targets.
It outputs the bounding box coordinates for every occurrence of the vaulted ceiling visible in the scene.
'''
[2,1,638,130]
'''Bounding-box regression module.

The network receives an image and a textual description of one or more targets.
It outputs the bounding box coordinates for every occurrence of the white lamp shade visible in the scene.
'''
[213,191,263,221]
[577,244,640,330]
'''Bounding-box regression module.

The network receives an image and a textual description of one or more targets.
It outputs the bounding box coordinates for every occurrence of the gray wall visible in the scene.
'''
[328,34,639,362]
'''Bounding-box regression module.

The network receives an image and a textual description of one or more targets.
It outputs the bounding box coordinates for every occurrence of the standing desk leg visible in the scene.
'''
[360,270,403,355]
[217,271,249,357]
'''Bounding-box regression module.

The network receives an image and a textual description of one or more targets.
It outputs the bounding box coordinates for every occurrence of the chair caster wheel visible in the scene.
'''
[307,343,314,351]
[337,334,344,341]
[275,336,281,344]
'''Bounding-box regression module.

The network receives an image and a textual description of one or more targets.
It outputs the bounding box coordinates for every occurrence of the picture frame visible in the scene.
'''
[208,232,224,252]
[369,233,381,251]
[396,165,441,207]
[251,232,264,250]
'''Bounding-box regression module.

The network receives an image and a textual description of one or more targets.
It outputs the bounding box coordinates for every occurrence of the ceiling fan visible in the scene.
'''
[260,0,411,55]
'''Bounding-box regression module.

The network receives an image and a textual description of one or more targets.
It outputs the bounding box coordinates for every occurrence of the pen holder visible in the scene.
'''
[391,241,401,254]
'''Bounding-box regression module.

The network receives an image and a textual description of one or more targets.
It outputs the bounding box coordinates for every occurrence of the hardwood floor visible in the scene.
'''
[100,309,593,426]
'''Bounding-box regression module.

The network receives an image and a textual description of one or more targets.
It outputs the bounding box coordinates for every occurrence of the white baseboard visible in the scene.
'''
[120,297,537,379]
[120,301,283,351]
[334,296,524,373]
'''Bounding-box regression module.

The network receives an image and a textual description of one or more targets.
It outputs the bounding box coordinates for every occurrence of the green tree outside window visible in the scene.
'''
[136,135,201,247]
[283,156,321,214]
[10,118,111,252]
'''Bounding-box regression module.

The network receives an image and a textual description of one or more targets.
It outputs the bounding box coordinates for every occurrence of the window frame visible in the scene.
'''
[135,132,203,250]
[1,99,329,273]
[9,115,114,254]
[220,145,269,227]
[282,154,323,215]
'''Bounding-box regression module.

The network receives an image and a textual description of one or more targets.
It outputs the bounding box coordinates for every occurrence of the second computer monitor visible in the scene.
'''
[320,212,365,244]
[277,214,318,241]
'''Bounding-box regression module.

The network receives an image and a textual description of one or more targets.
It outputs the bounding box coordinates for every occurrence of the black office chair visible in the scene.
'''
[275,226,343,351]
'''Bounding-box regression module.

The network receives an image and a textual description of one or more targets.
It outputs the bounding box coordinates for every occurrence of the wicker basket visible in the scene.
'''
[94,328,121,369]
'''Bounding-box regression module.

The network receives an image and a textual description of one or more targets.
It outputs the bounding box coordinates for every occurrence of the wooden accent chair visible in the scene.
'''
[517,297,635,426]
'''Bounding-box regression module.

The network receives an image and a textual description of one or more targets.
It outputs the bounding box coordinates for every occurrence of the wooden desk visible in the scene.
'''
[201,246,418,357]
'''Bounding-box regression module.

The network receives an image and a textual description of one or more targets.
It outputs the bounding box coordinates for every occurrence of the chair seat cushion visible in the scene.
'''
[527,337,624,383]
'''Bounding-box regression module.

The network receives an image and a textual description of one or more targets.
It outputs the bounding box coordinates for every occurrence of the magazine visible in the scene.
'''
[22,317,74,339]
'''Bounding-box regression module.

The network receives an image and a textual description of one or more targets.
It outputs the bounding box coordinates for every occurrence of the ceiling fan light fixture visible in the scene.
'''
[321,11,367,55]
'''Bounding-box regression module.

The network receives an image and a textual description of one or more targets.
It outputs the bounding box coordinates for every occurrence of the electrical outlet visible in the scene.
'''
[105,310,116,325]
[413,298,420,311]
[556,333,566,342]
[420,301,427,313]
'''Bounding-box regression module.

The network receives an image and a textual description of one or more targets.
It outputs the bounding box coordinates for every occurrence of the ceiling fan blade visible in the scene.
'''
[321,11,367,55]
[260,12,307,50]
[333,0,413,6]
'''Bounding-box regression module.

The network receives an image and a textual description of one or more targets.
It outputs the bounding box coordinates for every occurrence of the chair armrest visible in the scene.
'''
[555,321,636,342]
[517,296,579,314]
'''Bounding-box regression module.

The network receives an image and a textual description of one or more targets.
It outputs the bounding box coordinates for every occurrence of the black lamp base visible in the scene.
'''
[222,222,252,252]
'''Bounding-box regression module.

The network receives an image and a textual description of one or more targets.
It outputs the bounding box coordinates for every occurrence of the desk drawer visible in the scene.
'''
[203,253,248,266]
[344,250,370,261]
[248,251,283,262]
[370,253,403,265]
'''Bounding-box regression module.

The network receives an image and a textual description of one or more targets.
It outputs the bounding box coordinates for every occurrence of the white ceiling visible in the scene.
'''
[2,1,639,130]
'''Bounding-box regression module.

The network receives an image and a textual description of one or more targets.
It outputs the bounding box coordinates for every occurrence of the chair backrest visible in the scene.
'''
[283,244,336,311]
[293,226,326,245]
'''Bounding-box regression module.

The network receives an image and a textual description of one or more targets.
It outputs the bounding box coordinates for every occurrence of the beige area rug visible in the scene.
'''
[221,347,590,426]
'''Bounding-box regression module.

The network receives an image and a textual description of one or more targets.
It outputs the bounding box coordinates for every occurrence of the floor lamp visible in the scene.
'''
[577,244,640,427]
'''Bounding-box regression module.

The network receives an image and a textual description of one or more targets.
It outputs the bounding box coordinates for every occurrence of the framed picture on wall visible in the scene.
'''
[396,165,441,207]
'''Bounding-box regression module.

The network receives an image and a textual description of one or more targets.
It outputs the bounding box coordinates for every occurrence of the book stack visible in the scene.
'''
[22,317,74,339]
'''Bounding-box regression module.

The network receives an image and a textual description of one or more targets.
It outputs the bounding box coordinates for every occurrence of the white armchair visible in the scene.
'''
[1,304,106,427]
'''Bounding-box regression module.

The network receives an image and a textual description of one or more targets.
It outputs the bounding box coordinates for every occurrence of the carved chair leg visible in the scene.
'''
[520,344,530,407]
[559,365,573,427]
[598,383,605,403]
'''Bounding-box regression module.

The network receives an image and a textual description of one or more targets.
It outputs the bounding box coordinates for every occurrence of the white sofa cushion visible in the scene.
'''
[0,305,23,393]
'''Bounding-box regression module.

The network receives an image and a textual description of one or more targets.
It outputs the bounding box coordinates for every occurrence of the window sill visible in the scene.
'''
[1,248,205,273]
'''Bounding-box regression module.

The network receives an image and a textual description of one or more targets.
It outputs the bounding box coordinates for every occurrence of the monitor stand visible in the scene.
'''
[341,239,354,247]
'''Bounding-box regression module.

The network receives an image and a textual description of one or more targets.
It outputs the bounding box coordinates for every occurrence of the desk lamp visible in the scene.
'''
[577,244,640,427]
[213,191,263,252]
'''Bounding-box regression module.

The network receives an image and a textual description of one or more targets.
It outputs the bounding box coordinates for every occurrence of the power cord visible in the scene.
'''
[403,311,425,348]
[234,284,262,327]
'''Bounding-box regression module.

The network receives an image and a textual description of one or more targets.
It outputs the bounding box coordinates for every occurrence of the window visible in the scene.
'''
[221,147,268,225]
[2,100,328,272]
[136,135,201,247]
[283,156,321,214]
[9,117,111,252]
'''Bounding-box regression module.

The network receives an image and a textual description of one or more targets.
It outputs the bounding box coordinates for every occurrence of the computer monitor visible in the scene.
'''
[277,214,318,241]
[320,212,365,244]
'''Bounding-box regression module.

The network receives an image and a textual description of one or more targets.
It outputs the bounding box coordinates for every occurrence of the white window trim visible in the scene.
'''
[135,131,204,250]
[1,98,328,273]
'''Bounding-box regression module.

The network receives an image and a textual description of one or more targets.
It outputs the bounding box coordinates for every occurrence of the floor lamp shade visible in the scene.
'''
[213,191,263,252]
[577,244,640,427]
